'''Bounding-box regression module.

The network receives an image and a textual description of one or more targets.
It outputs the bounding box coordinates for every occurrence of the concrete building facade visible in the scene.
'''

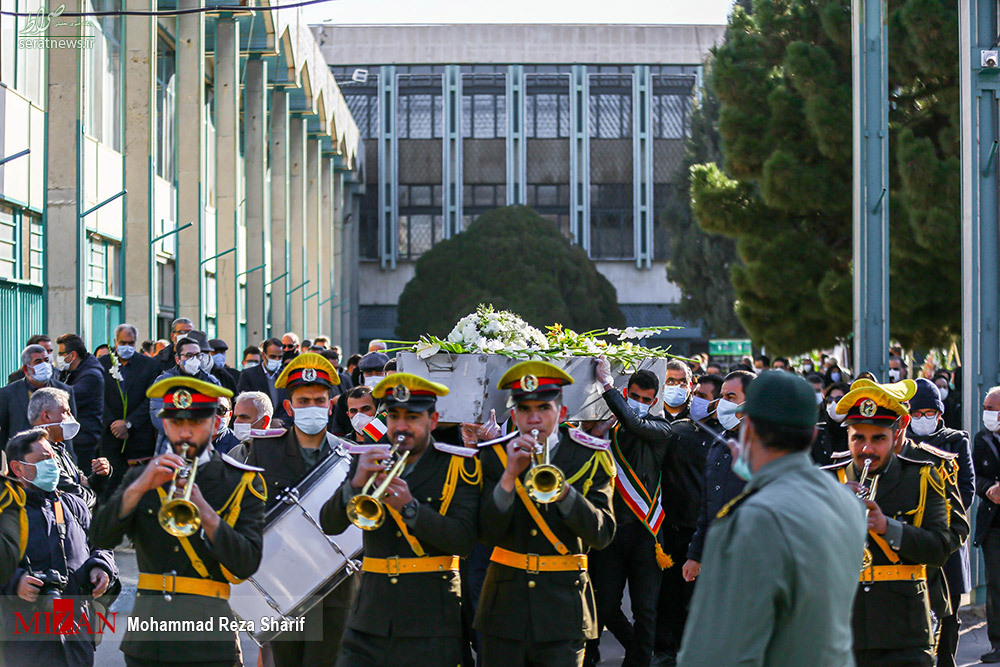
[313,24,725,353]
[0,0,363,378]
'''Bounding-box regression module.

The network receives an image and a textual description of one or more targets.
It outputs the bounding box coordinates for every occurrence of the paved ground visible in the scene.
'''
[91,547,993,666]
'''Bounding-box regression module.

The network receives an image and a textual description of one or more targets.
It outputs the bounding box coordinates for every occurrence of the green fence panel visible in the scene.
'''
[0,281,44,380]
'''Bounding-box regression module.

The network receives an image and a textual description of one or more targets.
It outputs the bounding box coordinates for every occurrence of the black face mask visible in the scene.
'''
[281,349,298,363]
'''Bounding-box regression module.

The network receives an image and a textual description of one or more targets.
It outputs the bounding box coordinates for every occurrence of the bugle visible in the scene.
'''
[524,428,566,504]
[158,457,202,537]
[346,435,410,530]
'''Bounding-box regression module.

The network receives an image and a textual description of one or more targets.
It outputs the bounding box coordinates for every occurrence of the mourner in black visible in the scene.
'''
[812,382,849,466]
[476,361,615,667]
[321,373,481,667]
[2,429,120,667]
[904,378,973,667]
[244,353,359,667]
[586,358,672,667]
[974,387,1000,663]
[91,377,266,667]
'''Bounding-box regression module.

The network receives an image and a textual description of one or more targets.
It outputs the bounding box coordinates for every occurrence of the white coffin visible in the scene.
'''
[396,352,667,423]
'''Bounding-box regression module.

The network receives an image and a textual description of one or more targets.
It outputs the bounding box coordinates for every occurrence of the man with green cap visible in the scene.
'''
[677,370,867,667]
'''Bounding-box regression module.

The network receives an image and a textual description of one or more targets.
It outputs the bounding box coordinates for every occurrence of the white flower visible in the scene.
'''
[416,340,441,359]
[109,363,123,382]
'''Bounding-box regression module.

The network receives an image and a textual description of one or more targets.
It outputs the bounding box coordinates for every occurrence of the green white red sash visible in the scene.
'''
[610,423,664,537]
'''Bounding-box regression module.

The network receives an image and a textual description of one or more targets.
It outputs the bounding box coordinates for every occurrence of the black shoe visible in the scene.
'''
[651,652,677,667]
[981,648,1000,663]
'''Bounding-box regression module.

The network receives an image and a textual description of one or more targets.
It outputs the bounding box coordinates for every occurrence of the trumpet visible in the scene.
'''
[158,457,201,537]
[346,435,410,531]
[524,428,566,504]
[856,458,881,570]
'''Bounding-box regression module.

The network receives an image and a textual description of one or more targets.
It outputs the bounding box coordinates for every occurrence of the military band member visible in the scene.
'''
[91,378,266,667]
[825,378,953,667]
[475,361,616,667]
[0,452,27,585]
[320,373,481,667]
[243,353,360,667]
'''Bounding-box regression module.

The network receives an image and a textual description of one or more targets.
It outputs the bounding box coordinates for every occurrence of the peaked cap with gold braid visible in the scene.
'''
[835,378,917,425]
[275,352,340,390]
[497,361,574,404]
[373,373,449,413]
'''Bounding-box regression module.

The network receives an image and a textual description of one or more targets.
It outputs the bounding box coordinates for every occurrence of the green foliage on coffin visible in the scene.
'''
[395,206,625,339]
[689,0,960,353]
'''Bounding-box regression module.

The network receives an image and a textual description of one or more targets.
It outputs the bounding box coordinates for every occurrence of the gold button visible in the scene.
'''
[442,575,448,580]
[390,577,398,584]
[147,508,153,514]
[396,531,402,537]
[528,580,536,588]
[426,497,433,503]
[574,580,580,585]
[173,546,180,552]
[530,529,538,537]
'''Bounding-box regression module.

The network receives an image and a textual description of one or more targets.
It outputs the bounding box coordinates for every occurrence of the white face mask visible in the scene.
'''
[350,413,374,434]
[802,363,814,373]
[264,358,281,373]
[937,386,950,401]
[815,391,824,405]
[199,353,213,373]
[232,422,252,441]
[293,406,329,435]
[626,396,651,418]
[41,417,80,441]
[53,354,70,372]
[363,374,383,388]
[910,415,939,437]
[984,410,1000,433]
[663,385,689,408]
[717,399,742,432]
[117,344,136,360]
[826,400,846,423]
[830,371,842,383]
[689,396,712,422]
[30,361,53,383]
[888,369,901,382]
[243,361,259,370]
[181,358,202,376]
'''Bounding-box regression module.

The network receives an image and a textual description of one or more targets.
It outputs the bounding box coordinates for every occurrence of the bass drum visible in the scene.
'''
[230,447,362,643]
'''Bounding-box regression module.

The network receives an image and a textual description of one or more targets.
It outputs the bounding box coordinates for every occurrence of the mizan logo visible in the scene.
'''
[14,599,117,636]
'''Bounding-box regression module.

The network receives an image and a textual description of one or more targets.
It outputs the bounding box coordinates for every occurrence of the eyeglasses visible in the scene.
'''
[178,352,199,360]
[282,344,297,350]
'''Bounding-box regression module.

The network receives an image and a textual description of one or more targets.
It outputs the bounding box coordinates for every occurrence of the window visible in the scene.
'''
[651,74,696,140]
[156,35,176,180]
[87,236,120,296]
[588,74,633,139]
[84,0,123,149]
[26,214,43,284]
[397,184,443,260]
[589,184,634,260]
[0,207,16,280]
[0,3,13,87]
[525,73,571,139]
[461,73,506,139]
[343,93,379,139]
[397,75,443,139]
[9,0,46,106]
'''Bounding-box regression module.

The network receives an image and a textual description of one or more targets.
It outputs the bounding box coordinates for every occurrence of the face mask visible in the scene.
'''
[663,385,689,408]
[264,358,281,373]
[717,399,742,432]
[243,361,259,370]
[830,371,842,383]
[753,368,763,376]
[888,369,901,382]
[293,406,329,435]
[937,387,949,401]
[626,397,651,418]
[350,413,374,433]
[689,396,711,422]
[815,391,824,405]
[30,361,52,383]
[984,410,1000,433]
[212,353,227,368]
[802,363,814,373]
[232,422,252,441]
[363,374,383,388]
[910,415,939,437]
[117,344,135,360]
[53,354,70,371]
[731,423,752,482]
[827,401,846,423]
[57,418,80,440]
[21,458,60,492]
[181,358,202,375]
[199,353,213,373]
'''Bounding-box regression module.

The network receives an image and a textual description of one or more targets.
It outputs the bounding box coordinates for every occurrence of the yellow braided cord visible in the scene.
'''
[439,456,461,516]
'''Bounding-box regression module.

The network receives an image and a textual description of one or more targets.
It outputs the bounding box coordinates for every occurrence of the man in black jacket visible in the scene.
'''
[208,339,240,394]
[55,334,104,476]
[974,386,1000,662]
[152,317,195,371]
[0,344,77,447]
[587,358,672,667]
[99,324,161,498]
[5,334,51,385]
[237,337,289,425]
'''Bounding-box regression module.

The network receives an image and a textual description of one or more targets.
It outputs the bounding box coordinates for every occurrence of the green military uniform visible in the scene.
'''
[90,377,266,667]
[898,441,970,627]
[825,378,954,667]
[245,353,360,667]
[319,373,481,667]
[474,361,616,667]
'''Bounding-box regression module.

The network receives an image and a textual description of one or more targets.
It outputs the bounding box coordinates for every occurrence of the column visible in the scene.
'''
[44,0,84,336]
[269,89,289,334]
[287,116,307,336]
[306,139,322,337]
[378,65,397,270]
[322,156,335,340]
[214,17,240,358]
[851,0,890,378]
[569,65,590,250]
[243,59,269,344]
[175,0,205,326]
[506,65,527,206]
[633,65,653,269]
[442,65,462,238]
[122,0,156,334]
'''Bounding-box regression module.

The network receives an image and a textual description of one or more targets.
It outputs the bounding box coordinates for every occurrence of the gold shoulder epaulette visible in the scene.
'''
[716,488,758,519]
[821,459,852,471]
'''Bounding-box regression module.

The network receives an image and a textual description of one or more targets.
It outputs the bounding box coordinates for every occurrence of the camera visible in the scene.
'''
[982,50,998,68]
[31,568,68,601]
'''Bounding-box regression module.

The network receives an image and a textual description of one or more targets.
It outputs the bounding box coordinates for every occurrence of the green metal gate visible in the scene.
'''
[88,297,122,351]
[0,281,44,380]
